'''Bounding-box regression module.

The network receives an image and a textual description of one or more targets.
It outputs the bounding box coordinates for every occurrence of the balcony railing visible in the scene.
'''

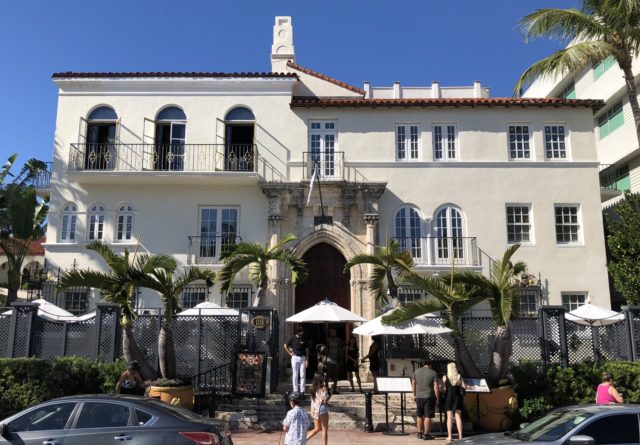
[31,162,52,189]
[187,235,242,265]
[68,143,258,173]
[393,236,479,267]
[599,163,629,192]
[303,151,345,180]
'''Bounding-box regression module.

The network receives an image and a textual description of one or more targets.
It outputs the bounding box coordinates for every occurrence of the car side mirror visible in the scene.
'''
[569,435,595,445]
[519,422,530,429]
[0,423,7,437]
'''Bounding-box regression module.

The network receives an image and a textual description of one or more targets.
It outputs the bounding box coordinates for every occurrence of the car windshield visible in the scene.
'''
[142,399,202,421]
[512,408,594,442]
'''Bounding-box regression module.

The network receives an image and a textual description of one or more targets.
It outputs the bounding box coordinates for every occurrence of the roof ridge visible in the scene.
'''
[52,71,298,79]
[286,62,365,95]
[290,96,604,111]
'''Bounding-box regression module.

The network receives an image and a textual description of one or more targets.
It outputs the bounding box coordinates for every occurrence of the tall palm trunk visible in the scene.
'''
[620,60,640,148]
[122,323,158,381]
[158,321,176,379]
[487,324,513,386]
[452,332,483,378]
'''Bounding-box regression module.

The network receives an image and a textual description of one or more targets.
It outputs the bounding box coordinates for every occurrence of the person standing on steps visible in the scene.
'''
[325,328,343,394]
[412,358,439,441]
[442,362,466,442]
[285,327,310,396]
[346,335,362,392]
[361,335,381,392]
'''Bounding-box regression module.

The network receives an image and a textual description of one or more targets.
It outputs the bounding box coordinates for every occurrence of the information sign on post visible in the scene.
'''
[464,378,491,393]
[375,377,412,436]
[233,351,267,398]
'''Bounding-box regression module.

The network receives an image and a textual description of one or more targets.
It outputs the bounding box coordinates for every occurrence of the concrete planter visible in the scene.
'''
[463,385,518,432]
[147,385,194,410]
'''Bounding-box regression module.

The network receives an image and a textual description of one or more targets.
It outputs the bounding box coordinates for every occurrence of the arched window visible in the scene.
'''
[85,106,118,170]
[87,204,105,241]
[225,107,255,121]
[434,206,465,261]
[60,203,78,242]
[115,204,134,242]
[88,106,117,121]
[154,106,186,171]
[394,206,423,259]
[224,107,255,172]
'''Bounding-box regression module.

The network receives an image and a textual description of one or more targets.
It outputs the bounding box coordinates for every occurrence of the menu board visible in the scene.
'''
[233,351,267,398]
[376,377,413,393]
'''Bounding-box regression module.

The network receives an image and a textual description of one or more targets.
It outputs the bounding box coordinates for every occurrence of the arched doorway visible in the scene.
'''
[295,242,350,378]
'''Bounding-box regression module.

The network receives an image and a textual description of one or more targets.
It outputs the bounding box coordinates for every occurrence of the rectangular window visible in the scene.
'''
[396,124,420,160]
[598,101,624,139]
[226,284,252,308]
[562,293,586,312]
[544,125,568,159]
[181,285,208,309]
[116,214,133,241]
[601,164,630,192]
[518,285,541,316]
[508,125,531,159]
[555,205,581,244]
[398,287,424,304]
[561,82,576,99]
[88,214,104,241]
[433,124,457,161]
[198,207,239,262]
[506,205,532,244]
[60,215,77,242]
[594,55,616,80]
[309,120,338,178]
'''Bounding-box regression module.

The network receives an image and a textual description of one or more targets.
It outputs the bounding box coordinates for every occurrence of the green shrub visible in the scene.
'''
[0,357,126,419]
[511,360,640,422]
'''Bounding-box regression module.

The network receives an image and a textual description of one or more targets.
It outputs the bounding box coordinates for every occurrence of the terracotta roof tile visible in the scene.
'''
[0,237,46,256]
[52,71,298,79]
[290,96,604,110]
[286,62,365,95]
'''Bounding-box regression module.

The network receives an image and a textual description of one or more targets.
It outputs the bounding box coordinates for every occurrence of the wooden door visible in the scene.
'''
[295,243,350,312]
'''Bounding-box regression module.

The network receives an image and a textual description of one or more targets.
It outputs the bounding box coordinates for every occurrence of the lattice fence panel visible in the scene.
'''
[12,307,35,357]
[97,307,118,361]
[66,319,97,358]
[597,321,629,361]
[271,311,279,391]
[633,313,640,359]
[33,319,64,359]
[173,315,201,378]
[199,316,239,376]
[565,320,594,364]
[0,313,11,357]
[132,316,160,370]
[461,317,495,374]
[511,318,541,364]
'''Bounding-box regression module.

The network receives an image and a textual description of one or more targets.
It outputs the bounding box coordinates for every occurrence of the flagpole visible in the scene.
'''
[309,159,332,225]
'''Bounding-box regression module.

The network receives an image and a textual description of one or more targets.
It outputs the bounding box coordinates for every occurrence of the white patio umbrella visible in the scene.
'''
[286,299,367,323]
[2,299,79,322]
[352,308,452,336]
[177,301,239,316]
[565,302,624,327]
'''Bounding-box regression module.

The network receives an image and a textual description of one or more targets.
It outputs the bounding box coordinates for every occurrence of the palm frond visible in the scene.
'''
[86,241,122,269]
[218,254,258,293]
[344,253,386,271]
[58,269,116,290]
[519,8,608,43]
[271,249,308,284]
[515,40,615,95]
[381,299,443,325]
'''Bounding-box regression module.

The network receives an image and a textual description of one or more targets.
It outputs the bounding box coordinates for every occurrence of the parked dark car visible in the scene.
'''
[0,394,232,445]
[458,404,640,445]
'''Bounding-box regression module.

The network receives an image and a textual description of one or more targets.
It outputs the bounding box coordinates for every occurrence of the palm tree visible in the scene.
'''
[515,0,640,145]
[381,273,484,378]
[136,267,216,379]
[58,241,176,380]
[218,233,308,307]
[0,154,49,304]
[343,238,414,305]
[454,244,526,386]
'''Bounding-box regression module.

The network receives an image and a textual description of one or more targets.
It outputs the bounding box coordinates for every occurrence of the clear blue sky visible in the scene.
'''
[0,0,580,163]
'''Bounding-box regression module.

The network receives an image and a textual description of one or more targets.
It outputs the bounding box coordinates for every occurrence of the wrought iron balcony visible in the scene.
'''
[31,162,52,189]
[187,235,242,265]
[303,151,345,180]
[393,236,479,267]
[68,143,258,173]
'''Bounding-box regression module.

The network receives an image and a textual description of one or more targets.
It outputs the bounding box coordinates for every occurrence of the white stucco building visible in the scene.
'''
[42,17,610,338]
[523,51,640,208]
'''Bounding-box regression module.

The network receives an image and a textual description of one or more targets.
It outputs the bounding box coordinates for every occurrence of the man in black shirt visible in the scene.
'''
[284,327,309,396]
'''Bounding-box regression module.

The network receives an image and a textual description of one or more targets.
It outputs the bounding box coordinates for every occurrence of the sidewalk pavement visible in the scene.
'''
[230,429,455,444]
